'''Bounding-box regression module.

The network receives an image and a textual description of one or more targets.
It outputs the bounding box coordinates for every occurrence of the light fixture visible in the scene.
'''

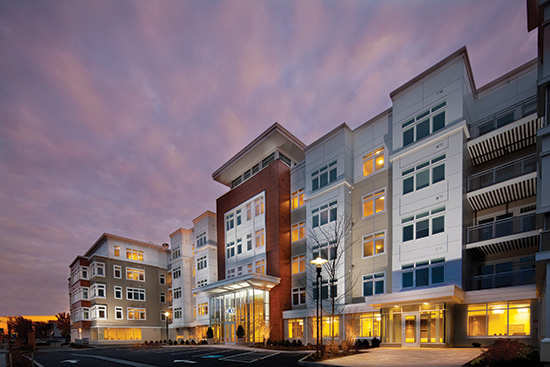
[311,256,328,268]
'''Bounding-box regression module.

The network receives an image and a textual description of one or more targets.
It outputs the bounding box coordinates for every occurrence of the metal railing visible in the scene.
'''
[467,154,537,192]
[468,266,535,291]
[466,213,537,244]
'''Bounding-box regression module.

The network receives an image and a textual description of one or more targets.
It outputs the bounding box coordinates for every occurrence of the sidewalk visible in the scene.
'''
[299,347,483,367]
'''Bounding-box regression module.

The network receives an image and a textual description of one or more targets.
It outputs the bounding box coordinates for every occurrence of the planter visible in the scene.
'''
[207,338,214,345]
[237,337,246,346]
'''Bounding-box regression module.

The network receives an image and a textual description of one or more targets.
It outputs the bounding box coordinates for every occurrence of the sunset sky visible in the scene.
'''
[0,0,537,316]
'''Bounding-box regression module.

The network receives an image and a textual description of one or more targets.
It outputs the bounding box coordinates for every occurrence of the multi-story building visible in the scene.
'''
[69,233,170,344]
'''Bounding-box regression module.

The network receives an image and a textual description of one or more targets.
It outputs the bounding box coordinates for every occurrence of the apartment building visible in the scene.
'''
[69,233,170,344]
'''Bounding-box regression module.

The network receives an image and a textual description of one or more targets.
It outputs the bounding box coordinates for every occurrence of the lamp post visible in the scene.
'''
[310,256,327,358]
[164,312,170,341]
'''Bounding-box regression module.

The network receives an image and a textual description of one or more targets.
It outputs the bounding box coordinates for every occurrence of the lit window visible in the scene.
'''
[363,232,385,258]
[113,265,122,279]
[126,267,145,281]
[291,189,305,210]
[127,308,146,320]
[467,301,530,336]
[363,147,385,177]
[312,316,340,338]
[362,189,385,218]
[198,303,208,316]
[126,249,144,261]
[292,222,306,242]
[288,318,304,338]
[255,229,265,248]
[292,255,305,274]
[246,203,252,220]
[254,196,265,216]
[114,246,120,257]
[255,259,265,274]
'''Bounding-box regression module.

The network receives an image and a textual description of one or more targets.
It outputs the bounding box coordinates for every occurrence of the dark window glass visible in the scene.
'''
[416,119,430,140]
[416,268,429,287]
[320,210,328,226]
[403,176,414,194]
[312,177,319,191]
[432,111,445,132]
[432,265,444,284]
[293,293,299,305]
[416,170,429,190]
[321,285,329,299]
[416,219,429,239]
[363,281,373,296]
[403,128,414,146]
[403,272,414,288]
[375,280,384,294]
[320,172,328,187]
[330,207,337,222]
[312,215,319,228]
[432,164,445,184]
[330,246,337,260]
[496,112,514,128]
[432,216,445,234]
[329,168,337,182]
[403,225,414,242]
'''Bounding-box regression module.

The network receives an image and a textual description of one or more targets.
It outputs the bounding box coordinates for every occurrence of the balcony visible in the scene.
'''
[466,154,537,211]
[467,260,535,291]
[465,213,540,257]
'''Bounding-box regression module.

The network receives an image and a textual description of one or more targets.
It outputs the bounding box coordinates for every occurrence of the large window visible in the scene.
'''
[254,196,264,216]
[363,147,385,177]
[402,258,445,288]
[312,241,337,261]
[291,189,305,210]
[173,287,181,299]
[363,272,385,296]
[255,259,265,274]
[127,308,146,320]
[359,313,381,337]
[292,255,305,274]
[196,232,207,247]
[402,155,445,195]
[402,207,445,242]
[468,301,530,336]
[227,241,235,258]
[312,316,340,338]
[172,267,181,279]
[226,213,234,231]
[127,287,146,301]
[174,308,182,319]
[402,101,446,147]
[288,318,304,338]
[362,189,385,218]
[292,287,306,305]
[255,229,265,248]
[91,262,105,278]
[312,201,337,228]
[91,284,106,299]
[363,231,385,258]
[198,303,208,316]
[92,327,141,341]
[126,249,144,261]
[126,267,145,281]
[292,222,305,242]
[197,255,207,270]
[312,161,337,191]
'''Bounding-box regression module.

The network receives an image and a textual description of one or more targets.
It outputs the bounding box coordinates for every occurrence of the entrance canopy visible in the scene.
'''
[367,285,465,308]
[193,273,280,297]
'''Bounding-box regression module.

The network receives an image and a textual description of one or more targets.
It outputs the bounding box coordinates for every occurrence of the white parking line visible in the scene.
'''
[71,353,159,367]
[219,351,280,363]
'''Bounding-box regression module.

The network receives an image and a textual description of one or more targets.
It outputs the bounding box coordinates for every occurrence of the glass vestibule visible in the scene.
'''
[210,288,270,343]
[381,303,446,345]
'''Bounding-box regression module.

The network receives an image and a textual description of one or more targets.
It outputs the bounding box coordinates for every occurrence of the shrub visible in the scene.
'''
[354,339,362,350]
[201,340,208,345]
[482,339,540,367]
[155,340,159,344]
[207,327,214,339]
[291,339,297,347]
[472,342,481,348]
[297,339,303,347]
[191,340,196,345]
[168,340,173,345]
[179,339,184,345]
[236,325,245,338]
[341,340,349,353]
[362,339,370,349]
[371,337,380,348]
[328,342,339,355]
[267,338,272,346]
[284,339,291,347]
[144,341,148,345]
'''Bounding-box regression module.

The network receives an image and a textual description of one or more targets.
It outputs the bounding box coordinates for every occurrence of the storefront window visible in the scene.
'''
[312,316,340,338]
[359,313,380,337]
[91,327,142,341]
[467,301,530,336]
[288,318,304,338]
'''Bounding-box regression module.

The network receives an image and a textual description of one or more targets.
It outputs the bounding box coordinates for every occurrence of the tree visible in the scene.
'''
[55,312,71,341]
[7,316,33,346]
[307,214,357,344]
[256,319,272,347]
[33,321,51,340]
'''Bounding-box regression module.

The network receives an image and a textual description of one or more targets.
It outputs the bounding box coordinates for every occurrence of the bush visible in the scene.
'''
[371,337,380,348]
[267,338,272,346]
[328,342,339,355]
[354,339,363,350]
[191,340,196,345]
[363,339,370,349]
[179,339,184,345]
[341,340,349,353]
[168,340,173,345]
[284,339,291,347]
[291,339,297,347]
[297,339,303,347]
[201,340,208,345]
[236,325,245,338]
[472,342,481,348]
[207,327,214,339]
[481,339,540,367]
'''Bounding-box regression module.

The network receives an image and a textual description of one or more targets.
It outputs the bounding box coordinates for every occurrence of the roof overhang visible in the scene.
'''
[193,273,281,297]
[212,123,305,187]
[366,285,465,308]
[466,230,541,257]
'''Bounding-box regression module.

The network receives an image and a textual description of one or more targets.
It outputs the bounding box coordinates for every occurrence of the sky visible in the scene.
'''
[0,0,537,316]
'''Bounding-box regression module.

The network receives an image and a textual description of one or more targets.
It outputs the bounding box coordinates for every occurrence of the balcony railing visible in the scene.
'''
[468,266,535,291]
[466,213,537,244]
[467,154,537,192]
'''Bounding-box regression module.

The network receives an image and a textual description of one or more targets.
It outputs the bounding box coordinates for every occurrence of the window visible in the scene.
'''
[467,301,530,336]
[82,287,89,300]
[127,287,146,301]
[126,267,145,281]
[127,308,146,320]
[197,279,208,287]
[312,201,337,228]
[402,155,446,195]
[126,249,144,261]
[114,286,122,299]
[247,234,252,251]
[226,213,234,231]
[254,196,265,216]
[291,189,305,210]
[402,101,446,147]
[174,308,182,319]
[160,292,165,303]
[161,311,167,321]
[402,258,445,288]
[246,203,252,220]
[312,241,337,261]
[226,241,235,258]
[172,267,181,279]
[236,209,242,226]
[255,259,265,274]
[114,265,122,279]
[114,246,120,257]
[312,316,340,338]
[91,284,106,299]
[288,318,304,338]
[359,312,381,338]
[82,308,90,320]
[255,229,265,248]
[363,272,385,296]
[172,247,181,259]
[196,232,207,247]
[227,268,236,278]
[80,267,88,279]
[115,307,123,320]
[402,207,445,242]
[198,303,208,316]
[247,263,253,273]
[237,266,243,276]
[362,189,385,218]
[292,222,306,242]
[363,147,385,177]
[91,262,105,277]
[173,288,181,299]
[363,231,385,257]
[197,255,207,270]
[292,287,306,305]
[92,305,107,320]
[292,255,306,274]
[312,161,337,191]
[159,274,165,285]
[237,238,242,254]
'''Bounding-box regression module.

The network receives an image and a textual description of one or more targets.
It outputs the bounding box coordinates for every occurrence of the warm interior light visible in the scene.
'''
[423,302,429,305]
[380,196,385,200]
[377,158,384,165]
[492,309,505,314]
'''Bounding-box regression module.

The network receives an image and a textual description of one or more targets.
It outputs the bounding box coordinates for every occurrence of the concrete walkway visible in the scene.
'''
[305,347,483,367]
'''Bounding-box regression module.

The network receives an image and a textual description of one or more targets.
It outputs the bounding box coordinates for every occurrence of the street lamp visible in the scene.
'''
[310,256,327,358]
[164,312,170,341]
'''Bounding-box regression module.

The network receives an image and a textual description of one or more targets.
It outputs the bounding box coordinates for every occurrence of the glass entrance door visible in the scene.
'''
[402,312,419,347]
[224,322,235,343]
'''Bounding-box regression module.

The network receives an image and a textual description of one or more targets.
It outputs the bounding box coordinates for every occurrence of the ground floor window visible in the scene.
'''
[467,300,530,336]
[288,318,304,338]
[380,303,446,344]
[359,312,380,337]
[91,327,142,341]
[312,316,339,338]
